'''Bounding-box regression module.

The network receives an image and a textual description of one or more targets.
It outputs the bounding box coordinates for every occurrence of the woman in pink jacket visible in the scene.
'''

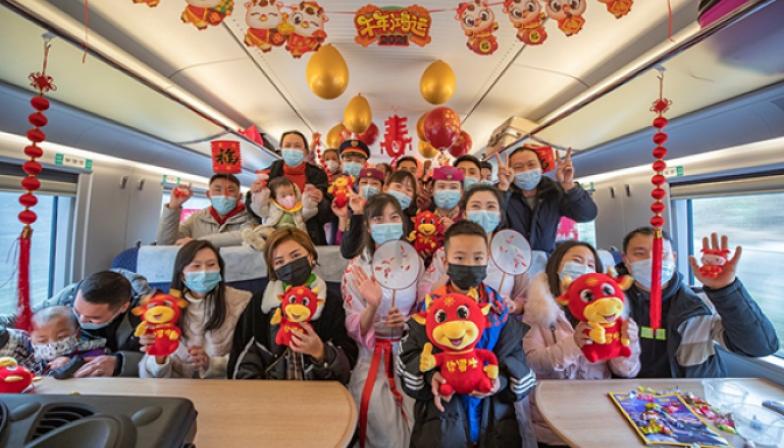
[523,240,641,446]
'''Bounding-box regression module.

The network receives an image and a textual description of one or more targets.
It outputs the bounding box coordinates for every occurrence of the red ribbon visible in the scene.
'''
[358,339,407,448]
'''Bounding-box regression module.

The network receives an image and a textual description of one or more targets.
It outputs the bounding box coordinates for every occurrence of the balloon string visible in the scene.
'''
[82,0,89,63]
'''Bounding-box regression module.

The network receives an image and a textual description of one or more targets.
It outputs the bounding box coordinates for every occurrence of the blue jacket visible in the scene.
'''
[625,273,779,378]
[503,177,597,253]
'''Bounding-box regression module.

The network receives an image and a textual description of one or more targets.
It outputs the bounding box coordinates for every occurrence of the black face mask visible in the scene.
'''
[275,257,312,286]
[447,264,487,291]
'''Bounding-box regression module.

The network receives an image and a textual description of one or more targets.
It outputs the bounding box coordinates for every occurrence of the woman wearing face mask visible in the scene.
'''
[337,170,419,259]
[247,130,333,245]
[418,185,530,314]
[139,240,252,379]
[430,166,464,230]
[523,240,640,446]
[341,194,421,448]
[228,228,356,381]
[497,145,597,254]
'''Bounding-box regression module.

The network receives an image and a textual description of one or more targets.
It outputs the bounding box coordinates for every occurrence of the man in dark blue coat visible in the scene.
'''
[499,146,597,253]
[620,227,779,378]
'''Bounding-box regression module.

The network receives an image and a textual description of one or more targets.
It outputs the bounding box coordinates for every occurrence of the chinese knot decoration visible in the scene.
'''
[17,38,57,332]
[380,115,413,162]
[648,72,672,332]
[354,4,432,47]
[211,140,242,174]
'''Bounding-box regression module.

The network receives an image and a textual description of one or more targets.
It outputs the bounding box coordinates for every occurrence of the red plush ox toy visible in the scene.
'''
[407,210,445,260]
[557,272,634,363]
[0,357,34,393]
[417,292,499,396]
[133,291,188,357]
[271,285,323,347]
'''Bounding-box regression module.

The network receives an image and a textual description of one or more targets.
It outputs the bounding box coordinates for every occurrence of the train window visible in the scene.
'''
[161,191,211,223]
[556,217,597,247]
[684,190,784,353]
[0,192,75,314]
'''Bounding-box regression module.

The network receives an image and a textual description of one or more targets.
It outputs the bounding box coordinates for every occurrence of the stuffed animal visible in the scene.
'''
[181,0,234,30]
[417,292,499,396]
[545,0,587,36]
[281,1,328,58]
[598,0,633,18]
[243,0,288,52]
[328,175,354,209]
[132,291,188,357]
[0,357,34,393]
[456,0,500,56]
[407,211,445,260]
[557,272,634,363]
[700,248,730,279]
[271,285,324,347]
[503,0,548,45]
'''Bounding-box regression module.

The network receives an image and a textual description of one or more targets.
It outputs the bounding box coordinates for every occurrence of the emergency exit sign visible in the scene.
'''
[663,165,684,177]
[54,153,93,171]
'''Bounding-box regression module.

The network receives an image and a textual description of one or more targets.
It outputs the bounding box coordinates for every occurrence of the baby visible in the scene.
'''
[30,306,107,378]
[244,177,317,251]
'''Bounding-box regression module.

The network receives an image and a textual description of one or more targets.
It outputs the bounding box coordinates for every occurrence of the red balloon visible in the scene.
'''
[19,193,37,208]
[30,96,49,111]
[651,202,665,214]
[26,128,45,143]
[21,176,40,191]
[358,122,379,146]
[653,132,668,145]
[19,210,37,225]
[650,216,665,228]
[448,130,472,158]
[23,161,42,176]
[651,187,666,200]
[652,146,667,159]
[652,160,666,172]
[424,107,461,150]
[653,116,668,129]
[24,145,43,158]
[28,112,48,127]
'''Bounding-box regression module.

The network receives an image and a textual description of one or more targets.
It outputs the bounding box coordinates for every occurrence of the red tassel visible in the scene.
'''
[649,235,663,329]
[16,233,33,331]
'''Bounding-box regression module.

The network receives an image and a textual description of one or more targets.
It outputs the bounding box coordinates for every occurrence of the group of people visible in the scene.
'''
[1,130,779,448]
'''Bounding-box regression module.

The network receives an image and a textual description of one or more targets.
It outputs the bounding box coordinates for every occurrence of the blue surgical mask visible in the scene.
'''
[281,148,305,167]
[558,261,595,283]
[466,210,501,234]
[210,195,237,216]
[343,162,363,177]
[360,185,380,200]
[629,257,676,290]
[370,223,404,245]
[75,308,120,331]
[514,168,542,191]
[387,190,412,209]
[463,177,480,191]
[184,270,222,294]
[480,179,496,186]
[434,189,461,210]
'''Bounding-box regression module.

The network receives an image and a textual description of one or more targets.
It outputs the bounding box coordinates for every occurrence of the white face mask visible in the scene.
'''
[32,334,80,362]
[629,257,676,290]
[325,160,339,173]
[558,261,595,283]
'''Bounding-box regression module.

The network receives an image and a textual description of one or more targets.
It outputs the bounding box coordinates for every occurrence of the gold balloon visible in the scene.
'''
[326,123,347,148]
[418,141,439,159]
[343,94,372,134]
[416,112,429,141]
[420,60,456,105]
[306,44,349,100]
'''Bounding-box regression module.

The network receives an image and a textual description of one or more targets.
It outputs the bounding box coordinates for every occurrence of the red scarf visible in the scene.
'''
[209,202,245,226]
[283,163,307,192]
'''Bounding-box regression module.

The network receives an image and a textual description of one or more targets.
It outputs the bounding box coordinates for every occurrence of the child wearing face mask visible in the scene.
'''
[523,240,640,445]
[229,228,357,381]
[243,177,318,251]
[399,220,535,447]
[30,306,108,378]
[322,148,341,178]
[431,166,464,231]
[418,185,530,315]
[341,194,423,448]
[139,240,252,379]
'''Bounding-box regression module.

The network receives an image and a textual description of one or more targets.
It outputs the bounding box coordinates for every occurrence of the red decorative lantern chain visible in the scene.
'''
[17,37,56,331]
[648,71,671,331]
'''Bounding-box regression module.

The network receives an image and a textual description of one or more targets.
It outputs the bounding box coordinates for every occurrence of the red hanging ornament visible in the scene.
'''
[647,72,672,332]
[380,115,413,163]
[211,140,242,174]
[17,38,56,332]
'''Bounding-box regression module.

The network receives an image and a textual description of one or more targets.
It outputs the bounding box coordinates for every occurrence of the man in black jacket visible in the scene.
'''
[499,145,597,253]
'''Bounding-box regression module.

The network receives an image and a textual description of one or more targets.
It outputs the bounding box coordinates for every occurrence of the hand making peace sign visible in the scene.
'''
[556,147,576,191]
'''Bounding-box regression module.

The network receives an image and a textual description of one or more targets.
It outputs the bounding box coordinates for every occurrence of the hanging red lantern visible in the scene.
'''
[424,107,461,151]
[17,38,57,332]
[647,72,672,334]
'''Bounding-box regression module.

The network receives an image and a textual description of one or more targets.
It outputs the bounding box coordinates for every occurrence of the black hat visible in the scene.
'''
[339,139,370,159]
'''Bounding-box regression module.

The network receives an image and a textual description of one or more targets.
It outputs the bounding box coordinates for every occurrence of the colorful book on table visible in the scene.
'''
[609,391,731,447]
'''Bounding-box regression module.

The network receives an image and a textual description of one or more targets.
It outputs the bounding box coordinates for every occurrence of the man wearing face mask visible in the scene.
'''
[2,270,153,377]
[499,145,597,253]
[339,139,370,179]
[620,227,778,378]
[453,155,483,191]
[157,174,258,248]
